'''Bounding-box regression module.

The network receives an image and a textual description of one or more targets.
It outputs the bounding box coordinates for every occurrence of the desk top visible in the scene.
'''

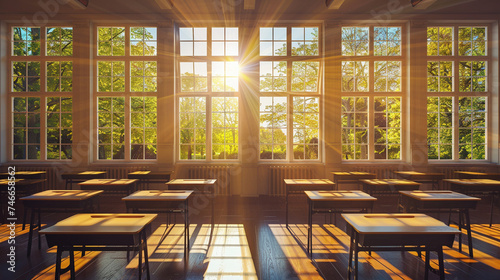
[61,171,107,178]
[394,171,444,179]
[360,179,420,186]
[454,171,500,178]
[20,190,103,201]
[0,171,46,179]
[40,213,157,235]
[444,179,500,186]
[122,190,193,201]
[79,179,138,186]
[342,213,461,235]
[166,179,216,185]
[305,190,376,201]
[399,190,480,201]
[0,179,45,187]
[129,171,172,175]
[284,179,334,185]
[331,172,376,179]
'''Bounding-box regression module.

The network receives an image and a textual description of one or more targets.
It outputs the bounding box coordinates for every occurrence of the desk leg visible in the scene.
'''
[464,209,473,258]
[307,199,312,257]
[490,193,495,227]
[22,207,27,230]
[138,240,142,280]
[348,232,354,279]
[354,233,359,280]
[211,193,215,229]
[185,200,189,260]
[27,208,35,256]
[286,185,289,228]
[55,246,62,280]
[142,230,150,280]
[65,179,69,190]
[458,211,463,253]
[55,247,75,280]
[437,247,445,280]
[424,250,430,280]
[38,208,41,249]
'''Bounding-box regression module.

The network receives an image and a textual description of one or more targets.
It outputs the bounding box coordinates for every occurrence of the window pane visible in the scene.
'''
[98,27,125,56]
[260,97,287,159]
[293,97,319,160]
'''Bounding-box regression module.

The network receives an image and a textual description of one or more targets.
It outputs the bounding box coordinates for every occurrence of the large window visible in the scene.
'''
[10,26,73,160]
[259,26,321,160]
[177,27,239,161]
[341,26,403,161]
[426,26,489,160]
[96,26,158,160]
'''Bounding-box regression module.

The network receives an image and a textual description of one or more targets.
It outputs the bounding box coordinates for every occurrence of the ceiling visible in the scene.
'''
[0,0,499,20]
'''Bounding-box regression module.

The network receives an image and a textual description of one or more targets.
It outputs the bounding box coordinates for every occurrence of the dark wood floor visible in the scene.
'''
[1,193,500,280]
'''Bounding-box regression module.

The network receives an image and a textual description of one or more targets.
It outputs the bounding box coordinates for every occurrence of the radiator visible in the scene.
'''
[351,166,399,179]
[9,166,60,190]
[95,166,151,179]
[188,166,231,195]
[269,165,314,196]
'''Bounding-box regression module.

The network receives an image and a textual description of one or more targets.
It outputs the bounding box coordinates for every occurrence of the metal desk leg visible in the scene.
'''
[354,233,359,280]
[38,209,41,249]
[285,185,289,228]
[142,230,150,280]
[185,200,189,260]
[307,199,312,256]
[138,238,143,280]
[437,247,445,280]
[348,231,354,279]
[22,207,27,230]
[464,209,474,258]
[424,250,430,280]
[490,193,495,227]
[27,208,35,256]
[211,193,215,229]
[458,211,463,252]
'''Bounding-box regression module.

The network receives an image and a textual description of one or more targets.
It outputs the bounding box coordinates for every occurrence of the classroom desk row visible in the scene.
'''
[302,189,485,280]
[16,179,215,280]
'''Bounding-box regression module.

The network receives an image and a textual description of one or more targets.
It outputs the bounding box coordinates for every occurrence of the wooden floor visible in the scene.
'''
[1,193,500,280]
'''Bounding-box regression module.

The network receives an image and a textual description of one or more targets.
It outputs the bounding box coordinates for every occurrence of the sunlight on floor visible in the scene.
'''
[0,223,46,243]
[203,224,258,279]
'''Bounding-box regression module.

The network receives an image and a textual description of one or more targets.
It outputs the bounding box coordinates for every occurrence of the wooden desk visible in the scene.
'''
[331,172,376,190]
[284,179,335,227]
[40,213,156,280]
[79,179,138,195]
[454,171,500,180]
[342,213,459,280]
[166,179,216,227]
[0,179,46,226]
[61,171,107,190]
[394,171,445,190]
[399,190,480,257]
[305,190,376,256]
[20,190,103,256]
[444,179,500,227]
[128,171,172,190]
[0,171,46,179]
[123,190,193,260]
[359,179,420,196]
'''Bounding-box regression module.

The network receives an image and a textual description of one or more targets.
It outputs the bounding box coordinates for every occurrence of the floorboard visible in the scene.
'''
[1,195,499,279]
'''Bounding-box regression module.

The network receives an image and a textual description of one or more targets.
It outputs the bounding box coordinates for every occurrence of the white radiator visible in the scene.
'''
[188,165,231,195]
[269,165,314,196]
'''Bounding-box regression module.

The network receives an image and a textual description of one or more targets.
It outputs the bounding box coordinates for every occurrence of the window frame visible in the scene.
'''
[8,24,74,161]
[340,24,407,162]
[175,24,241,162]
[258,23,323,162]
[426,24,492,162]
[93,24,158,162]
